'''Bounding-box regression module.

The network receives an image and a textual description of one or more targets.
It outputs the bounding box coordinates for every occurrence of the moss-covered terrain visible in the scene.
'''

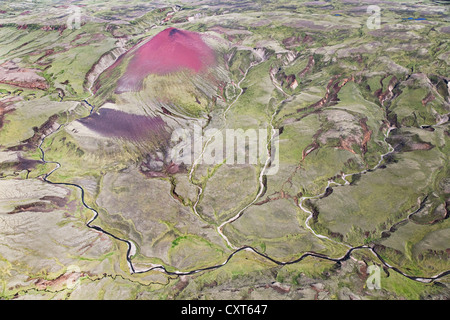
[0,0,449,300]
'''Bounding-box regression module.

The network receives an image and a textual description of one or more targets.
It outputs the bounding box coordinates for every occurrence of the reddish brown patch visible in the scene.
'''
[40,195,67,207]
[168,276,190,299]
[0,60,49,90]
[302,141,319,160]
[8,202,50,214]
[360,118,372,155]
[8,195,67,214]
[297,75,353,113]
[140,158,186,178]
[275,70,297,89]
[34,272,83,291]
[422,92,435,106]
[269,282,290,294]
[310,283,327,300]
[337,136,357,154]
[298,55,315,78]
[282,34,314,49]
[376,76,399,106]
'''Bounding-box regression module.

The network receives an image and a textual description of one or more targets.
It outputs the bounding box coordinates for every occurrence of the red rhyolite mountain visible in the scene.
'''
[115,27,216,93]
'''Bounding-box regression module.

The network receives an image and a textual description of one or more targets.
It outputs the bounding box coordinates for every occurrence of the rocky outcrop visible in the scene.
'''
[140,152,186,178]
[297,75,354,112]
[422,92,435,106]
[298,55,315,78]
[0,60,48,90]
[84,39,128,91]
[374,75,399,107]
[273,69,298,90]
[276,50,297,66]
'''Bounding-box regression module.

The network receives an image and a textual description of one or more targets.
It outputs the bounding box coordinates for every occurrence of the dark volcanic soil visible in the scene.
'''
[78,108,171,142]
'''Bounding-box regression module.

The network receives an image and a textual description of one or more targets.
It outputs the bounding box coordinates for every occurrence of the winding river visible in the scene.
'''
[36,54,450,287]
[38,101,137,274]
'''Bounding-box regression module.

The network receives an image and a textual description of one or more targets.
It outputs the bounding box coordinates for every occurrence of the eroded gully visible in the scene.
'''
[37,59,450,284]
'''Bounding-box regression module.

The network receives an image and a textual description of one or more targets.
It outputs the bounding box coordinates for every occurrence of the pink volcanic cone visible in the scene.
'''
[116,27,216,93]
